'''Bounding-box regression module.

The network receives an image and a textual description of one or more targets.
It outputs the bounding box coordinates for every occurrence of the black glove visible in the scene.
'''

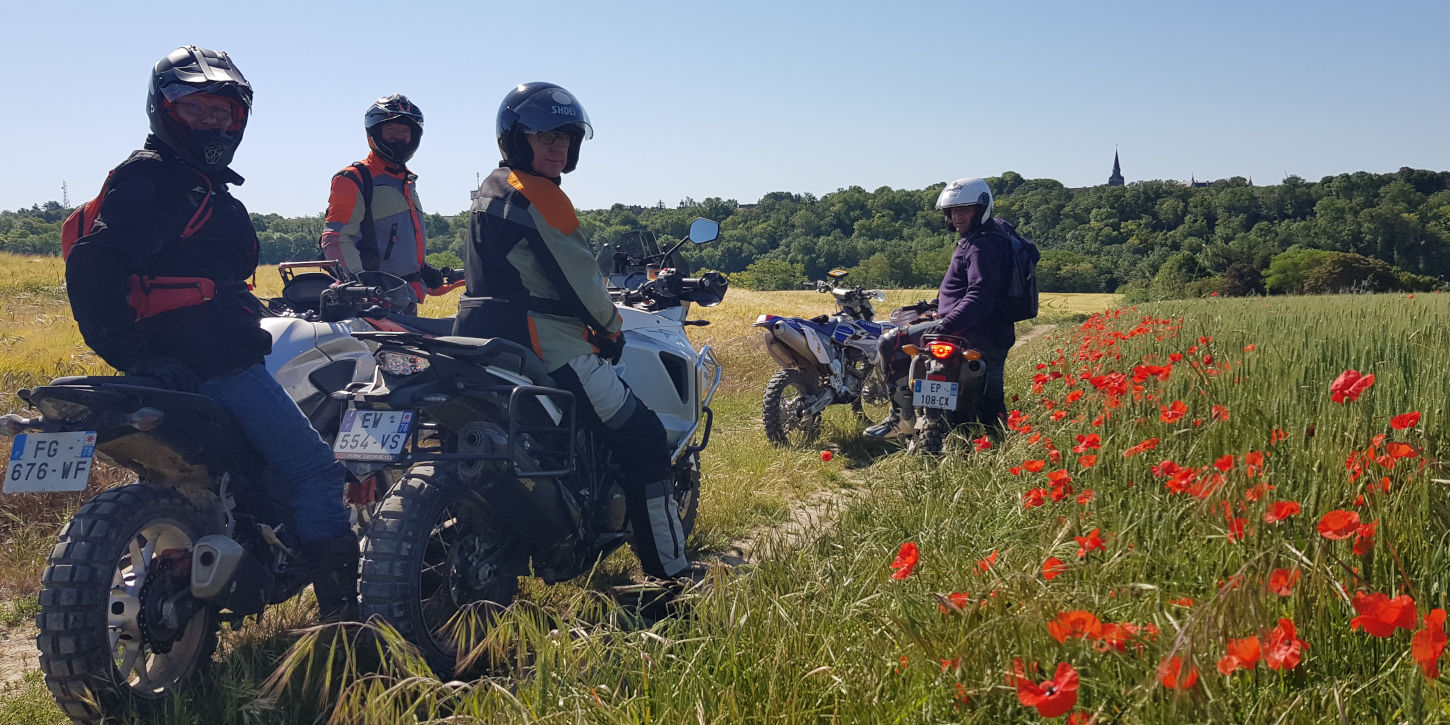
[419,264,445,290]
[126,357,199,392]
[590,331,625,365]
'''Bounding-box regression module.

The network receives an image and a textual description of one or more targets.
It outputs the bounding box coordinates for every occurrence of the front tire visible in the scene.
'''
[37,484,220,724]
[358,465,522,676]
[762,369,822,447]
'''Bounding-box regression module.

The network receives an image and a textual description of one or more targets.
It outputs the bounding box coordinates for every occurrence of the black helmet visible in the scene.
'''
[365,94,424,165]
[496,82,593,175]
[146,46,252,174]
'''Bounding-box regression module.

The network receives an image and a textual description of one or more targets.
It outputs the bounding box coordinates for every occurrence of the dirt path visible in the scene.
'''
[722,323,1058,566]
[0,623,38,685]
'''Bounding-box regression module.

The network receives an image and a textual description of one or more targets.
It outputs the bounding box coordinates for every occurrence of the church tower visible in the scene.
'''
[1108,151,1124,186]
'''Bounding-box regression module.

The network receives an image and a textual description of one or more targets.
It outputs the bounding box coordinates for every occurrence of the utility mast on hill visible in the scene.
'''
[62,181,69,208]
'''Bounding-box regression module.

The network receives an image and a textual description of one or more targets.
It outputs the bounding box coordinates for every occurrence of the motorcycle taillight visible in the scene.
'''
[927,341,958,360]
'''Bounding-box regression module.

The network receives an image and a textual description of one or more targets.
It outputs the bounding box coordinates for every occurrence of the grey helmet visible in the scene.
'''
[365,94,424,164]
[496,82,593,175]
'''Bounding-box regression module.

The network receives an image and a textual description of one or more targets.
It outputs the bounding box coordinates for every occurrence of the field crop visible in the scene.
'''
[1,251,1447,722]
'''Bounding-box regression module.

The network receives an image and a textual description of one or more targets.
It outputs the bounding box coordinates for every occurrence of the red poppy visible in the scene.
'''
[1023,459,1047,473]
[1048,610,1103,643]
[1076,489,1095,505]
[1225,515,1248,542]
[1244,482,1275,501]
[1265,618,1307,671]
[1329,369,1375,403]
[1014,661,1080,718]
[1317,509,1362,540]
[1065,389,1084,403]
[976,550,998,574]
[1390,411,1421,430]
[938,591,970,614]
[1263,500,1301,523]
[1023,488,1048,509]
[1267,568,1300,596]
[889,542,919,580]
[1352,520,1377,556]
[1269,428,1289,445]
[1216,636,1262,675]
[1160,400,1187,423]
[1350,591,1418,637]
[973,435,993,452]
[1385,442,1418,459]
[1211,404,1230,421]
[1072,433,1101,453]
[1009,466,1023,476]
[1170,597,1194,607]
[1042,557,1067,580]
[1074,528,1106,558]
[1158,656,1199,689]
[1412,608,1447,679]
[1077,454,1098,469]
[1066,711,1097,725]
[1244,450,1266,477]
[1214,454,1235,472]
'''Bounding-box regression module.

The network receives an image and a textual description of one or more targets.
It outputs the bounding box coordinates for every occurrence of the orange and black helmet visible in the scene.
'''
[147,46,252,173]
[365,94,424,164]
[496,82,593,175]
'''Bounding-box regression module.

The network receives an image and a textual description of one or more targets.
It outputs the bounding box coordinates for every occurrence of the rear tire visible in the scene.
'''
[912,410,951,455]
[762,369,822,447]
[37,484,220,724]
[358,465,521,676]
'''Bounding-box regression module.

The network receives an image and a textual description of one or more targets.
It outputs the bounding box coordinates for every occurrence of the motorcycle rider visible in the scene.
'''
[454,82,699,582]
[65,46,359,621]
[320,94,447,313]
[865,177,1016,439]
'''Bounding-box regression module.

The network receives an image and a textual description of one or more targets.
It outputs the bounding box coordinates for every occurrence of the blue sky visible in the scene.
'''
[3,0,1447,216]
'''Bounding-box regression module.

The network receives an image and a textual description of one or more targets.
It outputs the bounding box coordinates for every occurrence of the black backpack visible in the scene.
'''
[993,221,1041,322]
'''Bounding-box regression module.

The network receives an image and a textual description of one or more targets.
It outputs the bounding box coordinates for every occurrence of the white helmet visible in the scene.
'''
[935,177,994,226]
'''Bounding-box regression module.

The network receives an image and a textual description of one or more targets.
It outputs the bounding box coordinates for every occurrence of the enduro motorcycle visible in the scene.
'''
[752,270,890,446]
[3,378,334,721]
[261,261,459,516]
[338,218,726,673]
[887,300,989,454]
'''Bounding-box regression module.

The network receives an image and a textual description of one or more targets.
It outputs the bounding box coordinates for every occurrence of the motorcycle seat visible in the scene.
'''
[430,336,554,386]
[386,313,455,337]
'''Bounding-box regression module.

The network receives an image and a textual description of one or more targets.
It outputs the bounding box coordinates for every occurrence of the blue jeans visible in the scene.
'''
[199,364,351,543]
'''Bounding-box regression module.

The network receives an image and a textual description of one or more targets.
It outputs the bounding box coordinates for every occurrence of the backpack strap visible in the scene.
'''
[337,163,377,270]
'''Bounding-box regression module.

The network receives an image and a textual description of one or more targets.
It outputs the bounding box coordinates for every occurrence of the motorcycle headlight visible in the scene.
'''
[376,350,431,376]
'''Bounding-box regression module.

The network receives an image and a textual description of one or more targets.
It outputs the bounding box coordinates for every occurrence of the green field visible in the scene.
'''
[2,253,1448,722]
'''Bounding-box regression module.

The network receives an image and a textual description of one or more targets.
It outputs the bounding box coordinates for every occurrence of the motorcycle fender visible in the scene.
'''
[191,534,273,614]
[772,321,832,366]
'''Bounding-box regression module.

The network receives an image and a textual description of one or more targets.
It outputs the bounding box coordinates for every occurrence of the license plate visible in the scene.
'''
[912,379,959,410]
[5,431,97,493]
[333,408,413,461]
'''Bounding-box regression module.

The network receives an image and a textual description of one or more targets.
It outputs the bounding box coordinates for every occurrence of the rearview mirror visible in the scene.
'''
[827,269,848,280]
[688,218,719,244]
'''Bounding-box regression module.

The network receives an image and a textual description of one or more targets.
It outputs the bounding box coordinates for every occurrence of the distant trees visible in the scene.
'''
[2,166,1448,299]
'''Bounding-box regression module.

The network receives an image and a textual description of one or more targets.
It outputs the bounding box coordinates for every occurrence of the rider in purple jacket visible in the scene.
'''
[865,177,1014,439]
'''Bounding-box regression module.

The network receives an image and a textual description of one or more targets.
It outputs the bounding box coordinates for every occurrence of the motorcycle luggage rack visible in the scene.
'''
[395,385,577,479]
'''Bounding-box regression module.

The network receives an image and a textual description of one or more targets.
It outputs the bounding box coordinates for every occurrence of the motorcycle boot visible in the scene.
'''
[864,381,916,440]
[303,533,360,623]
[629,478,690,579]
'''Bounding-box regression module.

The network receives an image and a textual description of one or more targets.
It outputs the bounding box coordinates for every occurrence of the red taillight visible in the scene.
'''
[928,341,958,359]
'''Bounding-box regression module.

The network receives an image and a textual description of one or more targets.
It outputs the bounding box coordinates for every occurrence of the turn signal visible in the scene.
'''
[901,344,919,357]
[964,349,983,361]
[927,341,958,360]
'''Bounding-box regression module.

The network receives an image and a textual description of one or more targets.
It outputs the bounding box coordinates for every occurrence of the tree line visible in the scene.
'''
[4,167,1448,299]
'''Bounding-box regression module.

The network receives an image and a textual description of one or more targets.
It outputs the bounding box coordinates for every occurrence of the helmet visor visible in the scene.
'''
[511,88,593,139]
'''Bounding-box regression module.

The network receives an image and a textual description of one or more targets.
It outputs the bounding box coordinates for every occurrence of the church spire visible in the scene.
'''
[1108,150,1124,186]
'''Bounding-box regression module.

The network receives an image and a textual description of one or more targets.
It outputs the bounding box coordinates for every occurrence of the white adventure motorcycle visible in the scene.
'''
[336,218,726,674]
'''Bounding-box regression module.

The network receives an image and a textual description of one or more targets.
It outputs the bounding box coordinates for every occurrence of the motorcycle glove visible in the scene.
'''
[419,264,445,290]
[590,331,625,365]
[126,357,199,392]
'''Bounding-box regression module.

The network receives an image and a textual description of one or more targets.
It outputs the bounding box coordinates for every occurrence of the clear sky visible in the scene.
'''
[3,0,1447,216]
